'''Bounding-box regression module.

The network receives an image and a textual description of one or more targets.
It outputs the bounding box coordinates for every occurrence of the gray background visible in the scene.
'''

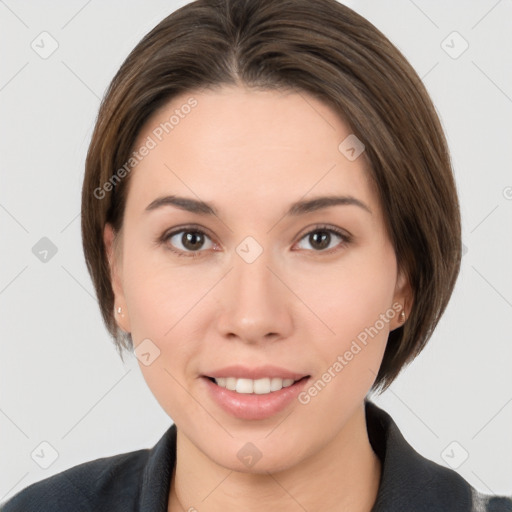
[1,0,511,502]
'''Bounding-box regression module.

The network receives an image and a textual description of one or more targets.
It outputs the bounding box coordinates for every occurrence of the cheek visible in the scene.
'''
[121,245,206,421]
[294,245,397,384]
[120,237,198,340]
[298,248,396,334]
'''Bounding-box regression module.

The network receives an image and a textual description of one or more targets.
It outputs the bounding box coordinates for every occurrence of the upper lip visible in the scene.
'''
[203,365,309,381]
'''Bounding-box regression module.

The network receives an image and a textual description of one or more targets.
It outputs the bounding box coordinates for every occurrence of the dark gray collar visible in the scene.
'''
[137,401,508,511]
[366,400,473,511]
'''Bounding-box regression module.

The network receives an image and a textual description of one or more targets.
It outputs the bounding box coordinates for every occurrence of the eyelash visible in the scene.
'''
[158,224,352,259]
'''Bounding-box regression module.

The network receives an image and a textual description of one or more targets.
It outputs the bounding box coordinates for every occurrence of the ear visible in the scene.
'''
[390,266,413,331]
[103,223,131,333]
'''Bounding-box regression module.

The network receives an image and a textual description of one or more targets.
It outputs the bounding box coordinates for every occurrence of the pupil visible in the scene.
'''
[311,231,329,250]
[184,231,203,250]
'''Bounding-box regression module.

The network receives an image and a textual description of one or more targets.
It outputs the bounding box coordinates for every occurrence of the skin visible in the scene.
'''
[104,85,412,512]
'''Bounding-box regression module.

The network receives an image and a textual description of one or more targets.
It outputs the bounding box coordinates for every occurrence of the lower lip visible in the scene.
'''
[202,377,310,421]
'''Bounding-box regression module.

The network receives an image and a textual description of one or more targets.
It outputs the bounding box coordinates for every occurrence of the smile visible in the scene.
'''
[210,376,304,394]
[202,366,311,420]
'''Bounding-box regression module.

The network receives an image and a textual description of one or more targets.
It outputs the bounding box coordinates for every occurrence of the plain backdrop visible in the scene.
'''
[1,0,511,503]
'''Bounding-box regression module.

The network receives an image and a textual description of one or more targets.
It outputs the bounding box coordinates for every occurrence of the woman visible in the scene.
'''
[2,0,511,511]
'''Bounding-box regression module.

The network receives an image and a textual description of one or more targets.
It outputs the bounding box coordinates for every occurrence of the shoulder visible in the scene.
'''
[365,401,512,512]
[470,491,512,512]
[0,447,150,512]
[1,424,177,512]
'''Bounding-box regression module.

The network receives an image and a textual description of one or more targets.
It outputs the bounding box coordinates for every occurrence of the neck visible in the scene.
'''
[168,403,381,512]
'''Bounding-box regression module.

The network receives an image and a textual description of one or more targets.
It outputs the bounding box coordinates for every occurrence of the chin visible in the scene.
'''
[189,424,314,475]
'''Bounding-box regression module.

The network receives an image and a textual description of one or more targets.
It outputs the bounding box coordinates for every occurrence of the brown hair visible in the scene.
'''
[81,0,461,391]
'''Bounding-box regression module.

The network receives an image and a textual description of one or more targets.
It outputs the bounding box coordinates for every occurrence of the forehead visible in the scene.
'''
[126,86,376,218]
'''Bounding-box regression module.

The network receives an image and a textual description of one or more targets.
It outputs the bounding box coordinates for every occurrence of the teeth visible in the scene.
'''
[236,378,254,394]
[212,377,297,394]
[226,377,237,391]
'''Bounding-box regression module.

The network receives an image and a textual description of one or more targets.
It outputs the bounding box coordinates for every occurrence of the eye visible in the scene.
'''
[159,224,352,258]
[294,225,351,254]
[160,227,215,258]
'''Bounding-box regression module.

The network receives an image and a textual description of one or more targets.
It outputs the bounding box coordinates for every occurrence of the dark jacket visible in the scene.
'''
[1,401,510,511]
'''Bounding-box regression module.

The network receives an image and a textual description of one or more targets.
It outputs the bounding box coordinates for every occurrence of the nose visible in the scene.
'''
[215,246,294,345]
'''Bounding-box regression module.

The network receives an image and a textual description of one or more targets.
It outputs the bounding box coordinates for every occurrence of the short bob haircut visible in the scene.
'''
[81,0,461,391]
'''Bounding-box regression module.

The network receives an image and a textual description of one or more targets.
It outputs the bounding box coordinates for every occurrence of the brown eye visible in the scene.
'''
[295,226,350,253]
[163,229,214,257]
[308,230,331,250]
[181,231,205,251]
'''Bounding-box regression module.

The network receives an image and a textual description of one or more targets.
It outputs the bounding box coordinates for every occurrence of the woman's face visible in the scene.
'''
[105,85,410,472]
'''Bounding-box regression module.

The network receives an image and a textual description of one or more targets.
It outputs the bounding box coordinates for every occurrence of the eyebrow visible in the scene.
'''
[144,194,372,216]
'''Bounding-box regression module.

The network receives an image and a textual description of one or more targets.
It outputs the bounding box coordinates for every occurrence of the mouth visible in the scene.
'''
[205,375,310,395]
[200,366,311,420]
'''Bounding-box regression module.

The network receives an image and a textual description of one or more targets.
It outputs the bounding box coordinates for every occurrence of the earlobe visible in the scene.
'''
[103,223,131,333]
